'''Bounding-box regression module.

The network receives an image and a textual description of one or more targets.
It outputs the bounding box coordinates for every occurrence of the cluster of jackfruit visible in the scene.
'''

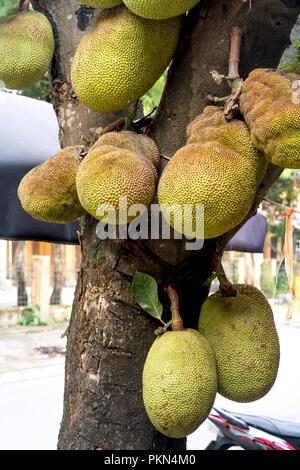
[158,106,267,240]
[142,283,280,438]
[18,131,160,226]
[0,10,54,90]
[240,68,300,169]
[76,131,160,224]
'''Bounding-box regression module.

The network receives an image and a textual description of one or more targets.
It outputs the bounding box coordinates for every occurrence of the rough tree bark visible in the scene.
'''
[32,0,300,451]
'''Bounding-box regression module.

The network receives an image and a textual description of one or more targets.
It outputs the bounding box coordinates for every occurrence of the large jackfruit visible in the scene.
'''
[123,0,200,19]
[71,5,183,113]
[18,147,86,224]
[76,131,159,224]
[0,11,54,90]
[198,284,280,403]
[240,68,300,169]
[75,0,123,7]
[158,106,266,240]
[143,329,218,438]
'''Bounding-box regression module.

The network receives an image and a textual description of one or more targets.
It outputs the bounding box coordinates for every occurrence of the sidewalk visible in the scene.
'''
[0,303,299,386]
[0,322,68,385]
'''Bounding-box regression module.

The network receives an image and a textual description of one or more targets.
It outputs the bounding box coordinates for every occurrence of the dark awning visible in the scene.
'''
[0,91,80,244]
[225,213,267,253]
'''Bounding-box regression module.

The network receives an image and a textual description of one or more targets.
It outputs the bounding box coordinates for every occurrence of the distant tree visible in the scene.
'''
[13,241,28,306]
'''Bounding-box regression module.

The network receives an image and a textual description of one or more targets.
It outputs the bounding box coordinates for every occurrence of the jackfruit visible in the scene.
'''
[90,130,160,168]
[71,5,183,113]
[198,284,280,403]
[142,328,218,438]
[240,68,300,169]
[75,0,123,7]
[124,0,200,19]
[0,11,54,90]
[18,147,87,224]
[158,106,267,240]
[76,132,159,224]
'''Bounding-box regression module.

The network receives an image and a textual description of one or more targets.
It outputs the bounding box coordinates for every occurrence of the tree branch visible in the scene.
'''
[19,0,30,11]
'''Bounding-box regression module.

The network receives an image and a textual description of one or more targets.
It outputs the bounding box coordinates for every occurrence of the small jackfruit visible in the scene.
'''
[158,106,266,240]
[124,0,200,19]
[142,329,218,438]
[71,5,183,112]
[18,147,86,224]
[240,68,300,169]
[90,130,160,168]
[75,0,123,7]
[0,11,54,90]
[76,131,159,224]
[198,284,280,403]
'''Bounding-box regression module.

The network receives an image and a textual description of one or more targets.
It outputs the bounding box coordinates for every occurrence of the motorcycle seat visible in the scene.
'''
[230,411,300,438]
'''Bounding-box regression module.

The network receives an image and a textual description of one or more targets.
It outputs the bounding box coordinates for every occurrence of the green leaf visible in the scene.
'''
[132,272,163,321]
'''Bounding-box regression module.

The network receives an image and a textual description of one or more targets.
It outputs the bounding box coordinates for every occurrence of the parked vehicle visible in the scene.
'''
[205,406,300,450]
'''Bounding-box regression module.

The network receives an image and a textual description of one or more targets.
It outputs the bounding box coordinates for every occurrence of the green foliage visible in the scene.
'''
[278,37,300,74]
[260,263,276,298]
[18,75,52,102]
[275,271,290,296]
[131,271,173,330]
[265,169,299,243]
[141,69,167,116]
[132,271,163,320]
[0,0,17,17]
[18,304,43,326]
[260,263,290,298]
[232,259,239,285]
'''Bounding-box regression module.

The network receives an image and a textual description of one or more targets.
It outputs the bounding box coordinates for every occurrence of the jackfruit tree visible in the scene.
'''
[5,0,299,451]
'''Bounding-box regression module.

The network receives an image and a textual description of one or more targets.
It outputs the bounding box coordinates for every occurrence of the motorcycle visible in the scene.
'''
[205,406,300,450]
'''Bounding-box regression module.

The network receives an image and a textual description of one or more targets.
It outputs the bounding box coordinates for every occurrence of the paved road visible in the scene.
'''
[0,323,67,450]
[0,307,299,450]
[0,374,64,450]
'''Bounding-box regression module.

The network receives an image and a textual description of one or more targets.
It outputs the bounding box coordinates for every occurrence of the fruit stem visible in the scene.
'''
[224,27,244,117]
[228,27,243,85]
[95,104,155,143]
[18,0,30,11]
[165,286,185,331]
[97,117,126,138]
[211,254,237,297]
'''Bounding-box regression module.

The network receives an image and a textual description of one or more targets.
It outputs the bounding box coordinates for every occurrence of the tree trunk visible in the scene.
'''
[50,244,64,305]
[14,241,28,306]
[32,0,300,451]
